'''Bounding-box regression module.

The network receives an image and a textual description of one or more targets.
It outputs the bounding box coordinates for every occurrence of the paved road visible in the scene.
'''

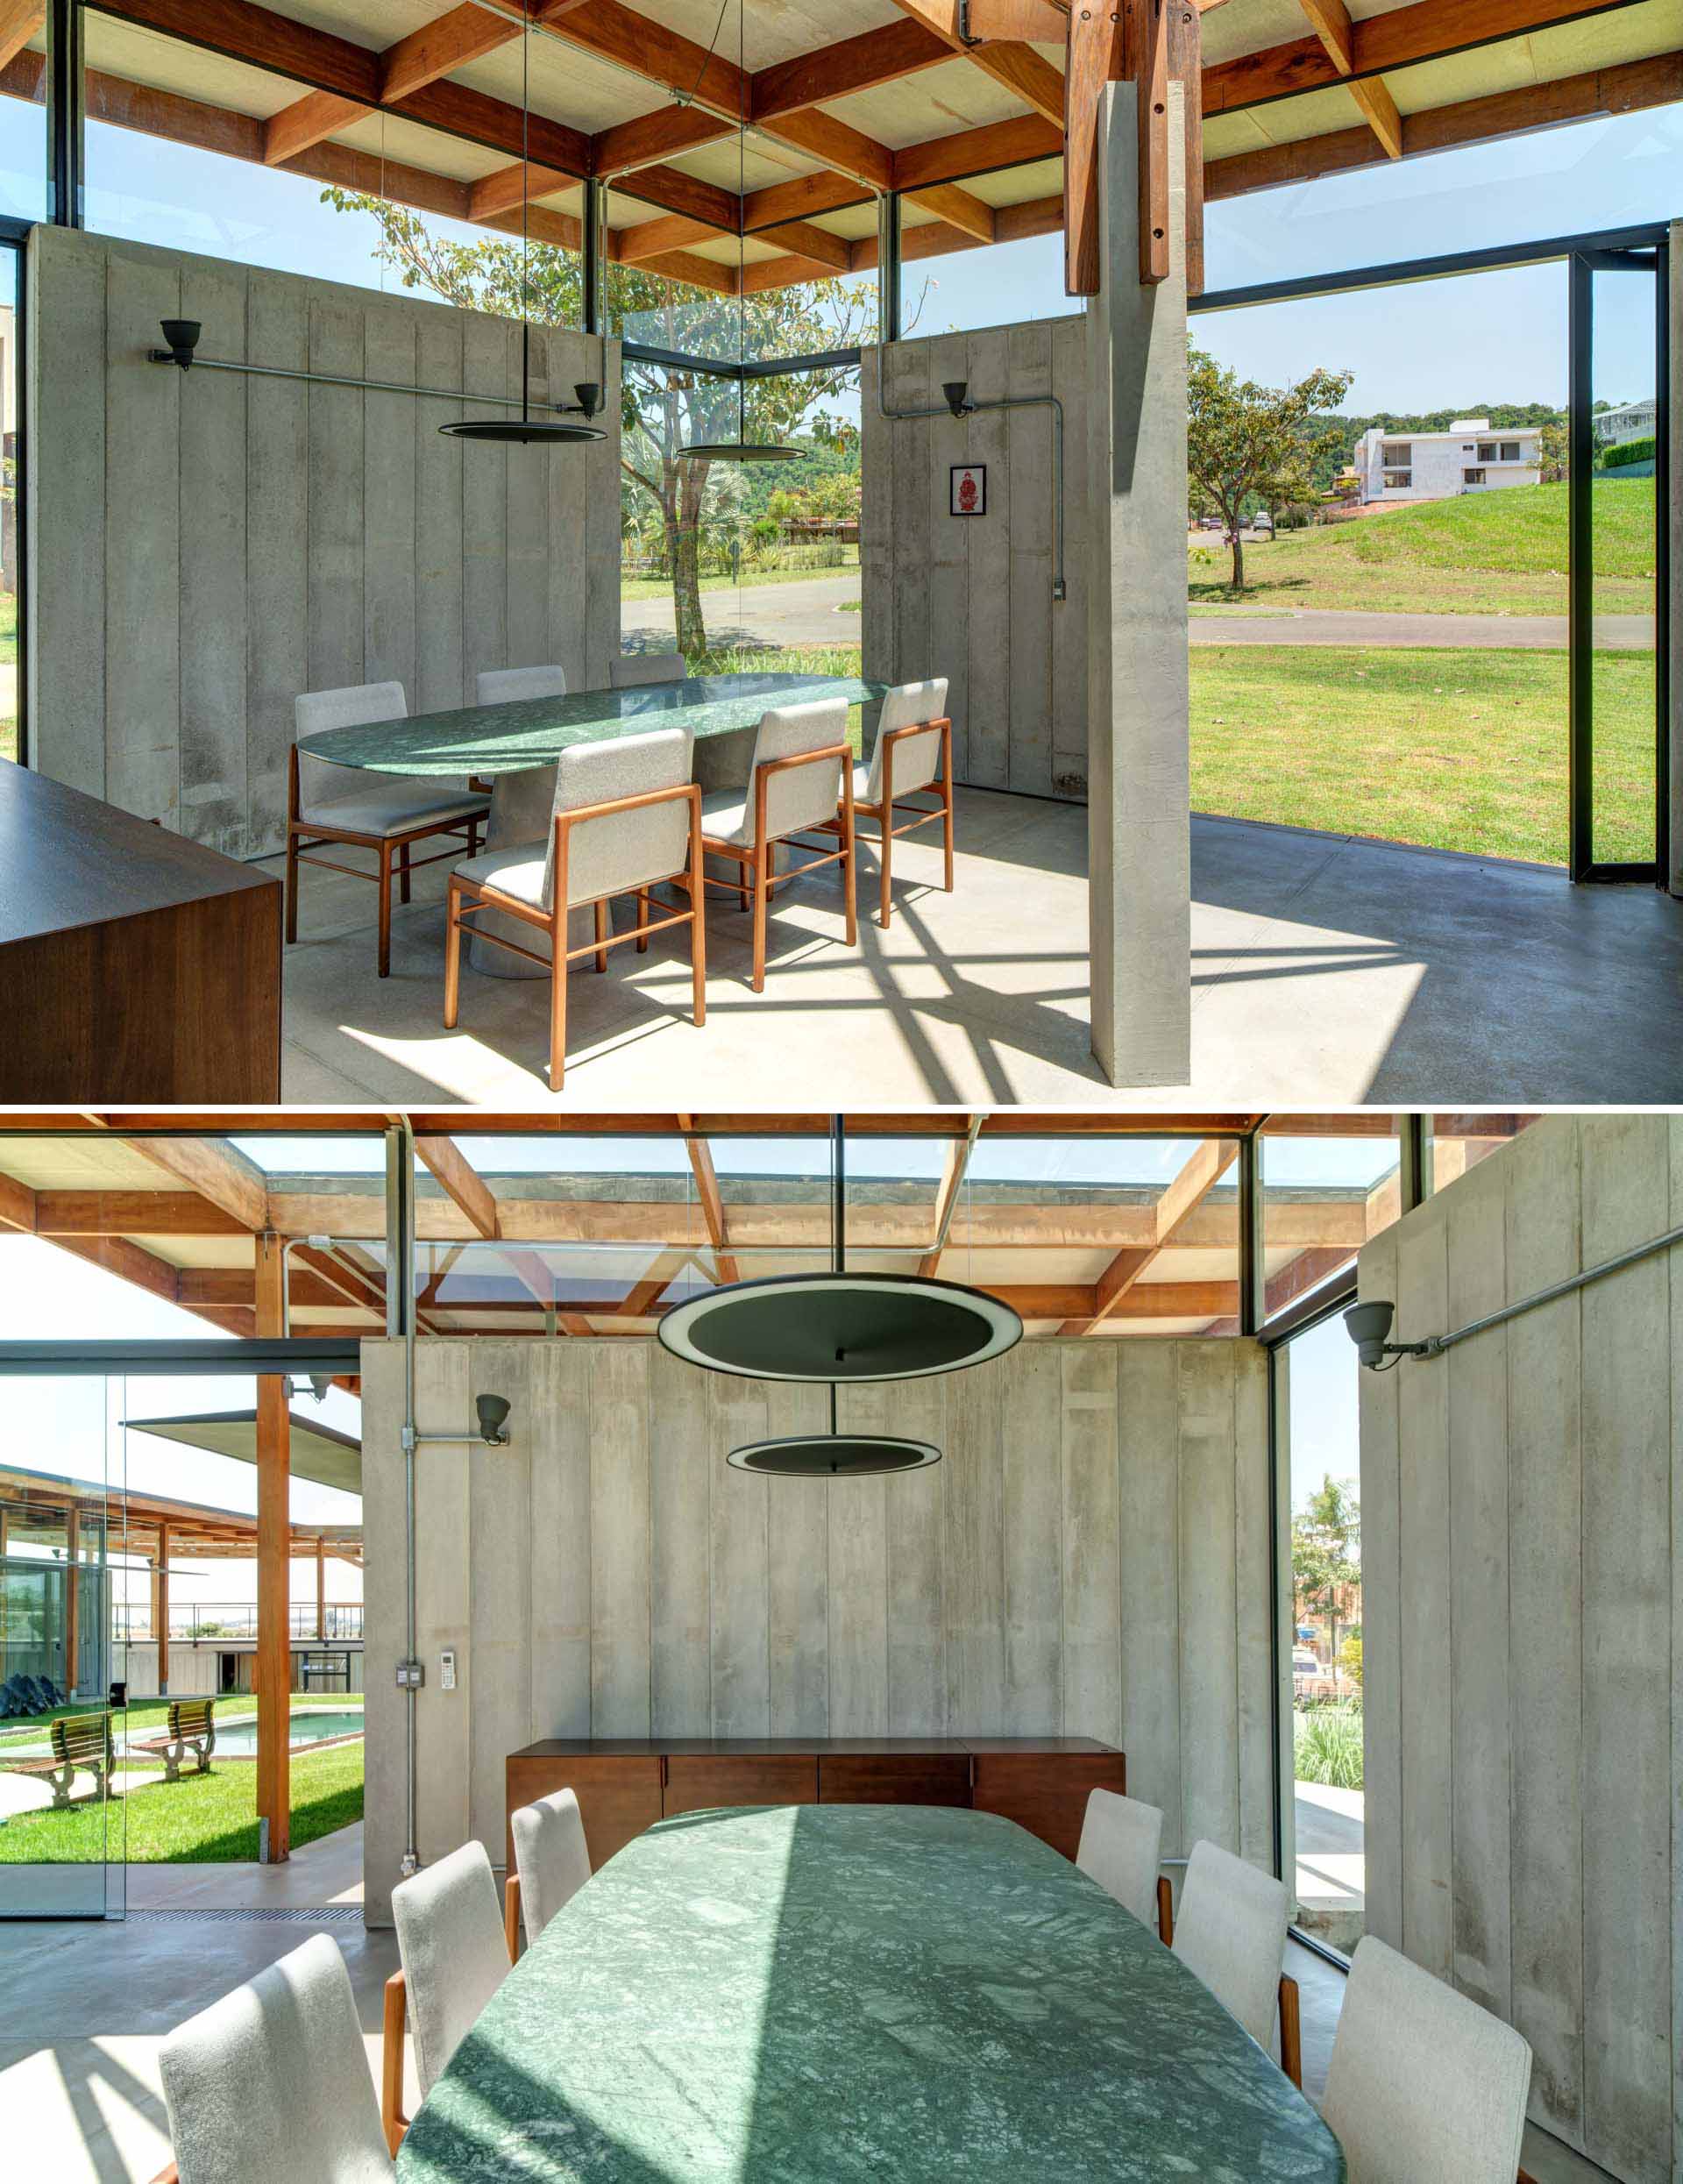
[622,575,1655,652]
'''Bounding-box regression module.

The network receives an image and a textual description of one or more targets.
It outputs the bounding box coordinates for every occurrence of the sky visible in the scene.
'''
[0,89,1671,423]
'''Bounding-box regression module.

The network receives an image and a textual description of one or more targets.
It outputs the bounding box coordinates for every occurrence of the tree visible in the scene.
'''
[1186,349,1354,588]
[319,191,883,656]
[1291,1475,1361,1685]
[1537,418,1569,485]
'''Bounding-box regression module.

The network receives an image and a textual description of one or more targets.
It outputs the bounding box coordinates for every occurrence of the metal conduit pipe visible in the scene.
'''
[874,345,1067,601]
[398,1116,422,1879]
[1421,1220,1683,1356]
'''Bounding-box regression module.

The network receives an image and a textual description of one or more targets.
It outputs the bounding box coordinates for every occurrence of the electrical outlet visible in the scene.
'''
[440,1649,457,1692]
[395,1660,424,1690]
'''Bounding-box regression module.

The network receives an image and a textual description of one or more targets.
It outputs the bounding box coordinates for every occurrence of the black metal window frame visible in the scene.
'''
[1250,1113,1428,1967]
[1196,223,1673,888]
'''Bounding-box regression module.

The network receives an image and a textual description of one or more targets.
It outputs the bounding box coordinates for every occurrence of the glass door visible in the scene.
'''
[1569,245,1668,879]
[0,1375,126,1917]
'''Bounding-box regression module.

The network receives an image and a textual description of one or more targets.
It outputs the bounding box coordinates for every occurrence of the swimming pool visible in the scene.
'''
[205,1709,365,1757]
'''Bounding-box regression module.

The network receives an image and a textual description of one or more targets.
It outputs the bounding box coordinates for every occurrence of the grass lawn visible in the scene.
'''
[0,1690,361,1749]
[1189,479,1653,617]
[622,557,859,601]
[0,1736,363,1862]
[1190,645,1656,866]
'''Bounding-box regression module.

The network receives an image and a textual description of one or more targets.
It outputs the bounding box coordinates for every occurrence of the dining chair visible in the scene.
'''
[612,650,687,687]
[698,698,856,992]
[152,1932,393,2183]
[842,677,953,928]
[383,1842,512,2154]
[507,1785,593,1955]
[288,681,490,978]
[477,665,568,705]
[444,726,705,1089]
[1321,1937,1533,2184]
[1164,1839,1302,2088]
[1075,1788,1168,1936]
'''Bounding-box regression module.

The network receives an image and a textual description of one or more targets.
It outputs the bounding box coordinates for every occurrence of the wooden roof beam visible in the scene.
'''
[884,0,1068,124]
[1061,1139,1241,1334]
[906,181,996,242]
[920,1118,982,1276]
[0,4,41,74]
[117,1135,271,1232]
[678,1116,739,1284]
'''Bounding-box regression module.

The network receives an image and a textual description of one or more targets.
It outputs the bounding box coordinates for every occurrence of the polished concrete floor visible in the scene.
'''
[2,1835,1616,2182]
[272,793,1683,1106]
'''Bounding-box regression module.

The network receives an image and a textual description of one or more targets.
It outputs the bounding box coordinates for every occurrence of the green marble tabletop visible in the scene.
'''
[296,672,885,779]
[396,1803,1346,2184]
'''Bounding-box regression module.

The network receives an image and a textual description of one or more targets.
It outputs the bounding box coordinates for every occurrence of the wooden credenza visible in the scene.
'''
[507,1737,1126,1875]
[0,763,281,1099]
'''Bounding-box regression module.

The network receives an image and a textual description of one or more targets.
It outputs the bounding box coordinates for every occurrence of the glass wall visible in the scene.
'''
[1279,1310,1365,1959]
[1259,1120,1402,1327]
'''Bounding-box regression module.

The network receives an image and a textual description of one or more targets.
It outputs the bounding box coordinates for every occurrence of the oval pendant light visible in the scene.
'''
[659,1120,1020,1419]
[678,0,800,465]
[441,21,604,448]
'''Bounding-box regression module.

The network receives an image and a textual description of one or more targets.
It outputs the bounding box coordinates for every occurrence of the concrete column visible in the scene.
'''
[1084,78,1192,1086]
[1669,223,1681,899]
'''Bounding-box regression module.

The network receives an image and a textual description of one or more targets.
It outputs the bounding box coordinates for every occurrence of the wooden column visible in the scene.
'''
[255,1234,291,1861]
[316,1536,326,1641]
[64,1502,80,1697]
[155,1521,171,1696]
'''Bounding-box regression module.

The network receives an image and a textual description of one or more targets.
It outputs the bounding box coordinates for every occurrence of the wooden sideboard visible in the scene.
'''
[507,1737,1126,1874]
[0,763,281,1099]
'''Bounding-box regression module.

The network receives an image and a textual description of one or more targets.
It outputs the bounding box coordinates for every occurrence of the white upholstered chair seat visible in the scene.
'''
[299,781,489,838]
[452,840,549,907]
[700,786,777,847]
[848,761,874,804]
[477,664,567,706]
[1172,1839,1289,2047]
[1076,1788,1164,1930]
[508,1786,593,1948]
[611,650,686,687]
[390,1841,509,2099]
[159,1932,394,2184]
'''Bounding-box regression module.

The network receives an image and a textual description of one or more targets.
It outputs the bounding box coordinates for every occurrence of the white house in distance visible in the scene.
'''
[1594,396,1656,445]
[1353,418,1542,503]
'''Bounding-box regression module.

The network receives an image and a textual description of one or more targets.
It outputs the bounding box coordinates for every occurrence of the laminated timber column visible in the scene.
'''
[155,1522,170,1697]
[254,1234,290,1862]
[1077,0,1192,1086]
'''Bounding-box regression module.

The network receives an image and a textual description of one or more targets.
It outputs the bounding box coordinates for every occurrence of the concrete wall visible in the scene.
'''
[120,1643,366,1697]
[860,316,1086,800]
[1357,1114,1683,2184]
[358,1334,1272,1924]
[1670,222,1681,900]
[26,224,622,860]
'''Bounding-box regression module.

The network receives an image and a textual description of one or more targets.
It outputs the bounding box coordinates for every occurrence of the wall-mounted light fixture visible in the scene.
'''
[942,380,976,418]
[1343,1300,1440,1372]
[401,1394,513,1452]
[156,317,201,369]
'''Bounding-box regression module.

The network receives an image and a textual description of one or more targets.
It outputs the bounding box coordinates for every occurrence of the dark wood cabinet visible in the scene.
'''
[0,764,281,1099]
[507,1738,1124,1874]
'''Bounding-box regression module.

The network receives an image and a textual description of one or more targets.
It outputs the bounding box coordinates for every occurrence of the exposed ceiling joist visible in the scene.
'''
[1061,1138,1241,1334]
[117,1135,271,1232]
[0,3,40,73]
[678,1116,740,1284]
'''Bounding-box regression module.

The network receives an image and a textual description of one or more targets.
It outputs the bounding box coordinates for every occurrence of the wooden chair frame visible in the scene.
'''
[504,1871,523,1960]
[285,744,488,978]
[444,780,706,1090]
[697,743,856,994]
[1156,1882,1303,2090]
[823,715,954,930]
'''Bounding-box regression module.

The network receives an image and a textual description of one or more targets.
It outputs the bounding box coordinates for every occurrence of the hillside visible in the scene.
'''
[1190,478,1655,615]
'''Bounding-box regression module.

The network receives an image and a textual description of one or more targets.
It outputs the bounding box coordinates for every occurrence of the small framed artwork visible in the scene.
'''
[950,463,987,518]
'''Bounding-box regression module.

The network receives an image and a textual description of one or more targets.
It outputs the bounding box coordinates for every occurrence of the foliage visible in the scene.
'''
[1601,434,1657,469]
[1187,349,1355,587]
[1537,420,1569,485]
[1291,1476,1361,1670]
[318,189,877,657]
[1294,1705,1364,1791]
[1339,1633,1364,1690]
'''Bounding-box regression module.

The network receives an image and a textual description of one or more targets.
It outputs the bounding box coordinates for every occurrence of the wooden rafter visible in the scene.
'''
[678,1114,739,1284]
[920,1117,982,1276]
[1061,1138,1241,1334]
[117,1135,271,1232]
[0,0,41,70]
[884,0,1067,124]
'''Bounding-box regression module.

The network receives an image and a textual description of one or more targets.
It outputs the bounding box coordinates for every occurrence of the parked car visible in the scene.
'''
[1250,512,1275,537]
[1293,1647,1342,1705]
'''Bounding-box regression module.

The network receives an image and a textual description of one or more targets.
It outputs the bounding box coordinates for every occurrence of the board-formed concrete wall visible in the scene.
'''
[1357,1113,1683,2184]
[26,224,622,860]
[358,1334,1272,1924]
[860,315,1088,800]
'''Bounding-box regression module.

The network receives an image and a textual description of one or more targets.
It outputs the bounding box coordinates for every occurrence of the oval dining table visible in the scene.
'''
[394,1803,1346,2184]
[297,670,885,978]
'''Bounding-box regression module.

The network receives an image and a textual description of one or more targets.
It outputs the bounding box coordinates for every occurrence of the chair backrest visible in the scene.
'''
[510,1786,593,1944]
[53,1711,111,1766]
[864,677,948,803]
[1075,1788,1163,1929]
[747,698,849,843]
[159,1932,394,2184]
[170,1698,215,1737]
[294,681,408,808]
[544,725,694,911]
[611,651,686,688]
[391,1841,510,2096]
[1322,1937,1533,2184]
[1171,1839,1288,2046]
[477,664,568,707]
